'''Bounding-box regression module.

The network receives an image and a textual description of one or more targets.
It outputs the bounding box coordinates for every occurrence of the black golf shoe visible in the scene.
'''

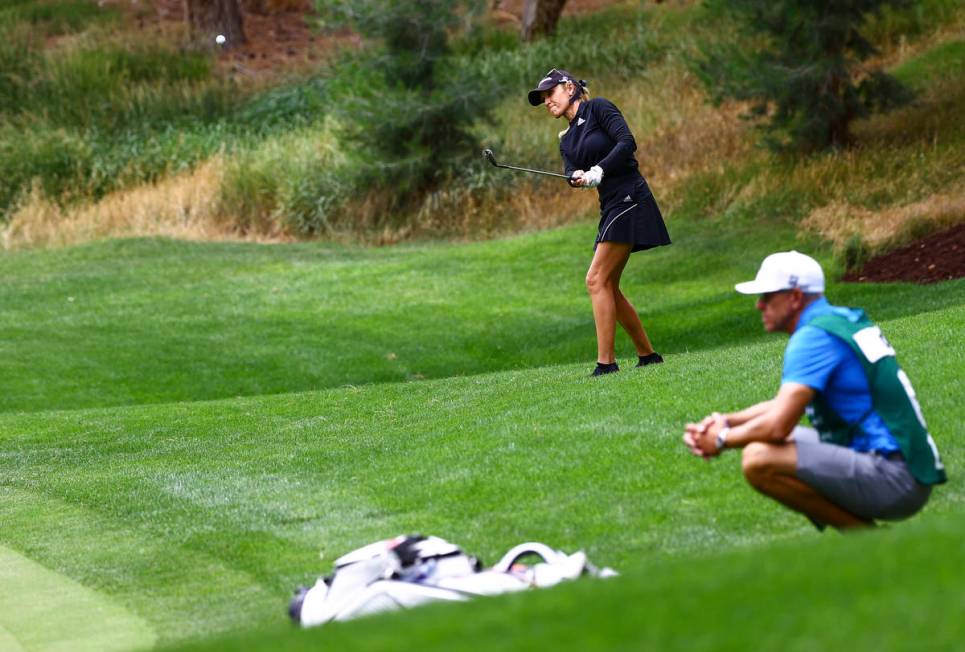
[591,362,620,377]
[636,352,664,367]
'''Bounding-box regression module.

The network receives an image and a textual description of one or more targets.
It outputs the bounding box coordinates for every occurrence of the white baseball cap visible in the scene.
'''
[734,251,825,295]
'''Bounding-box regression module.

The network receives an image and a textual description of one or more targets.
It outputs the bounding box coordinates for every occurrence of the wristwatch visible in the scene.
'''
[716,427,730,452]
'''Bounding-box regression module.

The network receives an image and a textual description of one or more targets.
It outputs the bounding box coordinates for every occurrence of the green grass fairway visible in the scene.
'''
[2,218,962,414]
[0,217,775,413]
[0,260,962,649]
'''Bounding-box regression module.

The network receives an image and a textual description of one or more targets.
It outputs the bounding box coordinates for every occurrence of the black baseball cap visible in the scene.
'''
[527,68,576,106]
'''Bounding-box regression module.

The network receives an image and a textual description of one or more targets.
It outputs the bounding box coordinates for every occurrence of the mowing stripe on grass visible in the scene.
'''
[0,624,26,652]
[0,544,156,652]
[0,485,292,647]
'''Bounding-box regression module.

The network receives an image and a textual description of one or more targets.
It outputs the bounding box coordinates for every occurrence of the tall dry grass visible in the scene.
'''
[801,190,965,257]
[1,158,292,250]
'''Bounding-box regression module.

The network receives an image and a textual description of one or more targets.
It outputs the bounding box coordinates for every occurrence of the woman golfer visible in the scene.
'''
[529,69,671,376]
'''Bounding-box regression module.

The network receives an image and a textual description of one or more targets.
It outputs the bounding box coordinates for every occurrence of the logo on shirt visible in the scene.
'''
[623,195,632,202]
[577,118,585,126]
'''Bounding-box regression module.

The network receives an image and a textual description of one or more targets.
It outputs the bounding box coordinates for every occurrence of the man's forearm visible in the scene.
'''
[722,410,793,448]
[722,400,775,427]
[685,384,813,457]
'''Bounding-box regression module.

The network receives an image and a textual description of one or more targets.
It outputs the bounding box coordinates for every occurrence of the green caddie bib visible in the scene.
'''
[806,311,946,485]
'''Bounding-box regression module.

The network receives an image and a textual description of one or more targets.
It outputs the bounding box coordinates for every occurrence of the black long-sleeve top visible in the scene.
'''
[559,97,646,202]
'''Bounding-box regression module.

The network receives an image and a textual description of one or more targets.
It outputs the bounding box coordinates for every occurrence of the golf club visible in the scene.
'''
[482,149,572,180]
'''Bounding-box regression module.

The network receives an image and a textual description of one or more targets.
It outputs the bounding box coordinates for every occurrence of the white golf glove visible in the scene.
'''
[582,165,603,188]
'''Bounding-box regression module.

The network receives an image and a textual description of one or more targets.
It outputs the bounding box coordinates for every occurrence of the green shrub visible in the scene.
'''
[317,0,496,211]
[19,44,223,131]
[219,124,348,234]
[0,23,37,107]
[695,0,916,152]
[0,0,119,37]
[0,126,93,210]
[231,78,327,133]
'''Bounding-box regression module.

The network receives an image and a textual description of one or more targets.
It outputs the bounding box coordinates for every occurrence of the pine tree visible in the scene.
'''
[696,0,914,151]
[317,0,491,200]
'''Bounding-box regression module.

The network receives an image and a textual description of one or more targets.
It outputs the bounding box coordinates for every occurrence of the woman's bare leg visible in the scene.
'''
[609,253,655,356]
[614,290,655,356]
[586,243,633,363]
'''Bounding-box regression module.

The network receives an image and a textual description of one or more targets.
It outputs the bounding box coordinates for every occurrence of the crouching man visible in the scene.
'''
[684,251,946,530]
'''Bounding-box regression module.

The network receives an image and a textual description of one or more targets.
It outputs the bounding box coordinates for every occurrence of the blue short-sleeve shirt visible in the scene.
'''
[782,297,900,453]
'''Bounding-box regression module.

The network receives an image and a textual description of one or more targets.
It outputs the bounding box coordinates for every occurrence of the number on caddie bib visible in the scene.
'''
[853,326,895,363]
[897,369,944,471]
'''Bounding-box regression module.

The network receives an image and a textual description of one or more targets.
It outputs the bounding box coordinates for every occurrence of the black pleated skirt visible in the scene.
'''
[594,178,671,253]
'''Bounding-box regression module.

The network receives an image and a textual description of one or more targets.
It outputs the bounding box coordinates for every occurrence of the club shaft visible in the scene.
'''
[496,163,570,179]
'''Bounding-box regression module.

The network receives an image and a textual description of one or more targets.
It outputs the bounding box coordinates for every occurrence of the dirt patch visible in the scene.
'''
[124,0,350,78]
[123,0,626,79]
[842,222,965,284]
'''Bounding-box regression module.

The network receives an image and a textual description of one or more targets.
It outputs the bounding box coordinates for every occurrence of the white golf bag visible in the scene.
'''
[289,535,617,627]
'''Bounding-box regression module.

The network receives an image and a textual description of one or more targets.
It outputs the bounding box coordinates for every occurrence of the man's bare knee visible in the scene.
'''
[742,442,778,486]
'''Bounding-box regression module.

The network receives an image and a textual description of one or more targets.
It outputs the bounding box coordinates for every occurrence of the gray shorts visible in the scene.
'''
[793,426,931,521]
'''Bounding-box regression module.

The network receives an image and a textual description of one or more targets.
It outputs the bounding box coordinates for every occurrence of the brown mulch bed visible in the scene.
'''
[842,222,965,284]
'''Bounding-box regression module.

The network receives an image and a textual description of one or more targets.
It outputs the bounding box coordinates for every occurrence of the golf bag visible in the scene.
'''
[289,534,617,627]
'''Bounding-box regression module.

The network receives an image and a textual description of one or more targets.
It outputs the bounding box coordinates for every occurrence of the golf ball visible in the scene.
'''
[215,34,226,45]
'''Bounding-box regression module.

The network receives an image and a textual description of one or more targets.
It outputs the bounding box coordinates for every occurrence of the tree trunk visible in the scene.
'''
[184,0,246,47]
[825,66,852,149]
[520,0,568,42]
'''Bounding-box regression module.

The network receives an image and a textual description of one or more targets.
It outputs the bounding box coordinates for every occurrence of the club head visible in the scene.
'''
[482,149,497,166]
